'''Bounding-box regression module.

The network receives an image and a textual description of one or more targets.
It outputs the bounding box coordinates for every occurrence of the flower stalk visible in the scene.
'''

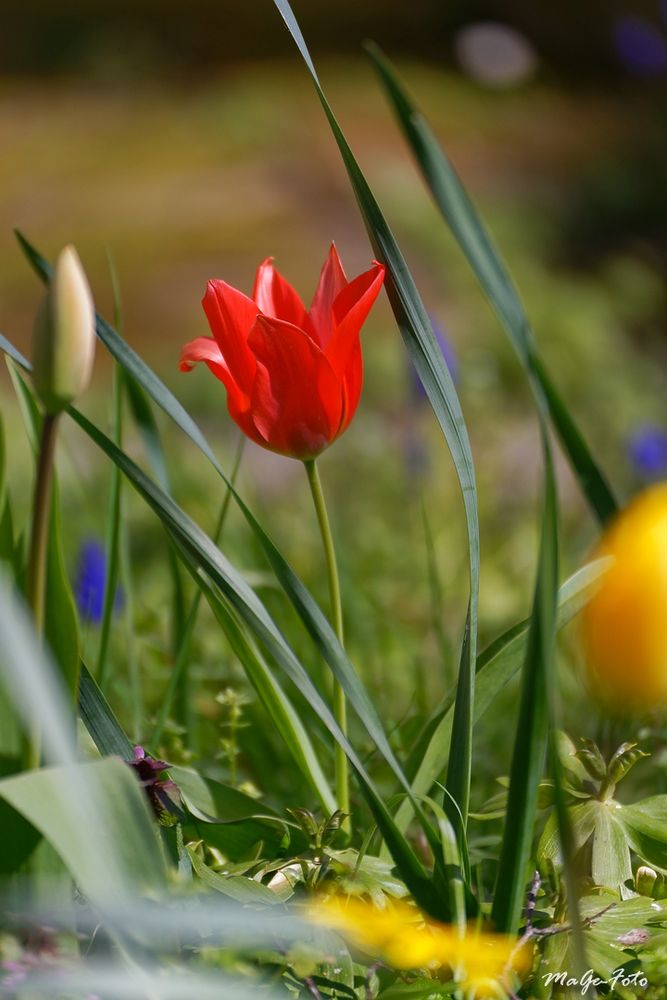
[304,458,349,828]
[24,412,59,769]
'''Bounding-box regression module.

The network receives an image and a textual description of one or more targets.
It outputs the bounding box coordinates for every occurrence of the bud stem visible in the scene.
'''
[304,459,349,831]
[24,412,60,769]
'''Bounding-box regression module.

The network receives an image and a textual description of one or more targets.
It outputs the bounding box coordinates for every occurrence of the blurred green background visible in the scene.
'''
[2,1,667,806]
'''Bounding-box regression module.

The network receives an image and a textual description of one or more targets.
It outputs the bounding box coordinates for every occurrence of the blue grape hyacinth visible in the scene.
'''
[74,538,122,625]
[628,425,667,480]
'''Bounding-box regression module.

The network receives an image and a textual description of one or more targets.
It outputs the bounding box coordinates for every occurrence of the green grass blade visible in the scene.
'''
[97,362,123,691]
[271,0,479,832]
[396,558,607,835]
[97,257,125,692]
[491,438,559,933]
[181,562,336,815]
[152,436,244,750]
[61,403,441,915]
[78,660,134,760]
[366,45,616,527]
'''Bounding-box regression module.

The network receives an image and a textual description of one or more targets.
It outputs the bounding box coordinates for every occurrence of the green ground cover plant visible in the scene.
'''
[2,3,667,998]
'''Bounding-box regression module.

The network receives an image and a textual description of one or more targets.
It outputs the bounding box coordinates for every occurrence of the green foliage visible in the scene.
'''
[1,8,667,998]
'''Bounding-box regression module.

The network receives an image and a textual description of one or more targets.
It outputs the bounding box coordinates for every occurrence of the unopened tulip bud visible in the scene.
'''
[32,245,95,414]
[636,865,658,897]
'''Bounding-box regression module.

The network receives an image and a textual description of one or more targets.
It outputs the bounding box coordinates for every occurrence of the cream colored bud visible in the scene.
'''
[635,865,658,897]
[32,245,96,414]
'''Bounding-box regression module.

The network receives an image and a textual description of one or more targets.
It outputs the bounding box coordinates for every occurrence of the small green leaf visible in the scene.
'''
[575,738,607,782]
[608,742,650,785]
[186,846,283,905]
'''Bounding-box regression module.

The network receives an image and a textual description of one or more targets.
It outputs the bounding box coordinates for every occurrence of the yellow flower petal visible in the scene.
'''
[581,483,667,712]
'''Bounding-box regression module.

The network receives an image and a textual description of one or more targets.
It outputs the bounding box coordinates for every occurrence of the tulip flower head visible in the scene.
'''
[32,245,96,415]
[180,246,385,460]
[310,896,530,996]
[581,483,667,713]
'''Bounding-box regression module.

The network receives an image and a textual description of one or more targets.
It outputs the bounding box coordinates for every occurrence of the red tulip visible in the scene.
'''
[180,245,385,460]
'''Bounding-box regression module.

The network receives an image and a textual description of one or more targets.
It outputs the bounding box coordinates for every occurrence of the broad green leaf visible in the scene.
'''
[591,802,632,893]
[580,893,667,935]
[270,0,479,830]
[174,766,287,860]
[366,44,617,528]
[538,801,596,867]
[173,765,283,825]
[617,796,667,872]
[0,579,166,896]
[0,760,165,897]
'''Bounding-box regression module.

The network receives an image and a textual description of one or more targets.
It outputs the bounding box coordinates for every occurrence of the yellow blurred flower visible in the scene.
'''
[309,895,531,997]
[581,483,667,712]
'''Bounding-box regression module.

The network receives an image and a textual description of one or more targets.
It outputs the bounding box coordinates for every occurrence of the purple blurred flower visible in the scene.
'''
[628,425,667,478]
[613,14,667,76]
[409,316,458,403]
[74,538,123,625]
[127,746,182,824]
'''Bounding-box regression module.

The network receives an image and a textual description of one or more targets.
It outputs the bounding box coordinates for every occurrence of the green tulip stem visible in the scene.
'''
[25,411,60,770]
[304,458,349,828]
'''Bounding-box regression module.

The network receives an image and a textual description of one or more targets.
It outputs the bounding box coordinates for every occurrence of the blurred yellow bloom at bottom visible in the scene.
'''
[309,896,531,997]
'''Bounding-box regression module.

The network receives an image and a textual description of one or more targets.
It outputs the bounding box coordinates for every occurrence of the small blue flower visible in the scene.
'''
[628,425,667,479]
[613,13,667,77]
[74,539,123,625]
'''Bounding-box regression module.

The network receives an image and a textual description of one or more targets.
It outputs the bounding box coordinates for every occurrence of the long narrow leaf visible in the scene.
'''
[55,399,441,914]
[10,239,418,837]
[78,661,134,760]
[491,440,559,933]
[395,558,607,835]
[271,0,479,831]
[366,45,616,527]
[173,547,337,815]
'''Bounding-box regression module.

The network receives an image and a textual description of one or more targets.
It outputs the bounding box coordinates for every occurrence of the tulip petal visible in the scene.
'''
[247,315,342,459]
[326,262,385,378]
[179,336,264,446]
[253,258,312,334]
[179,336,232,384]
[202,279,258,394]
[309,243,348,347]
[337,341,363,437]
